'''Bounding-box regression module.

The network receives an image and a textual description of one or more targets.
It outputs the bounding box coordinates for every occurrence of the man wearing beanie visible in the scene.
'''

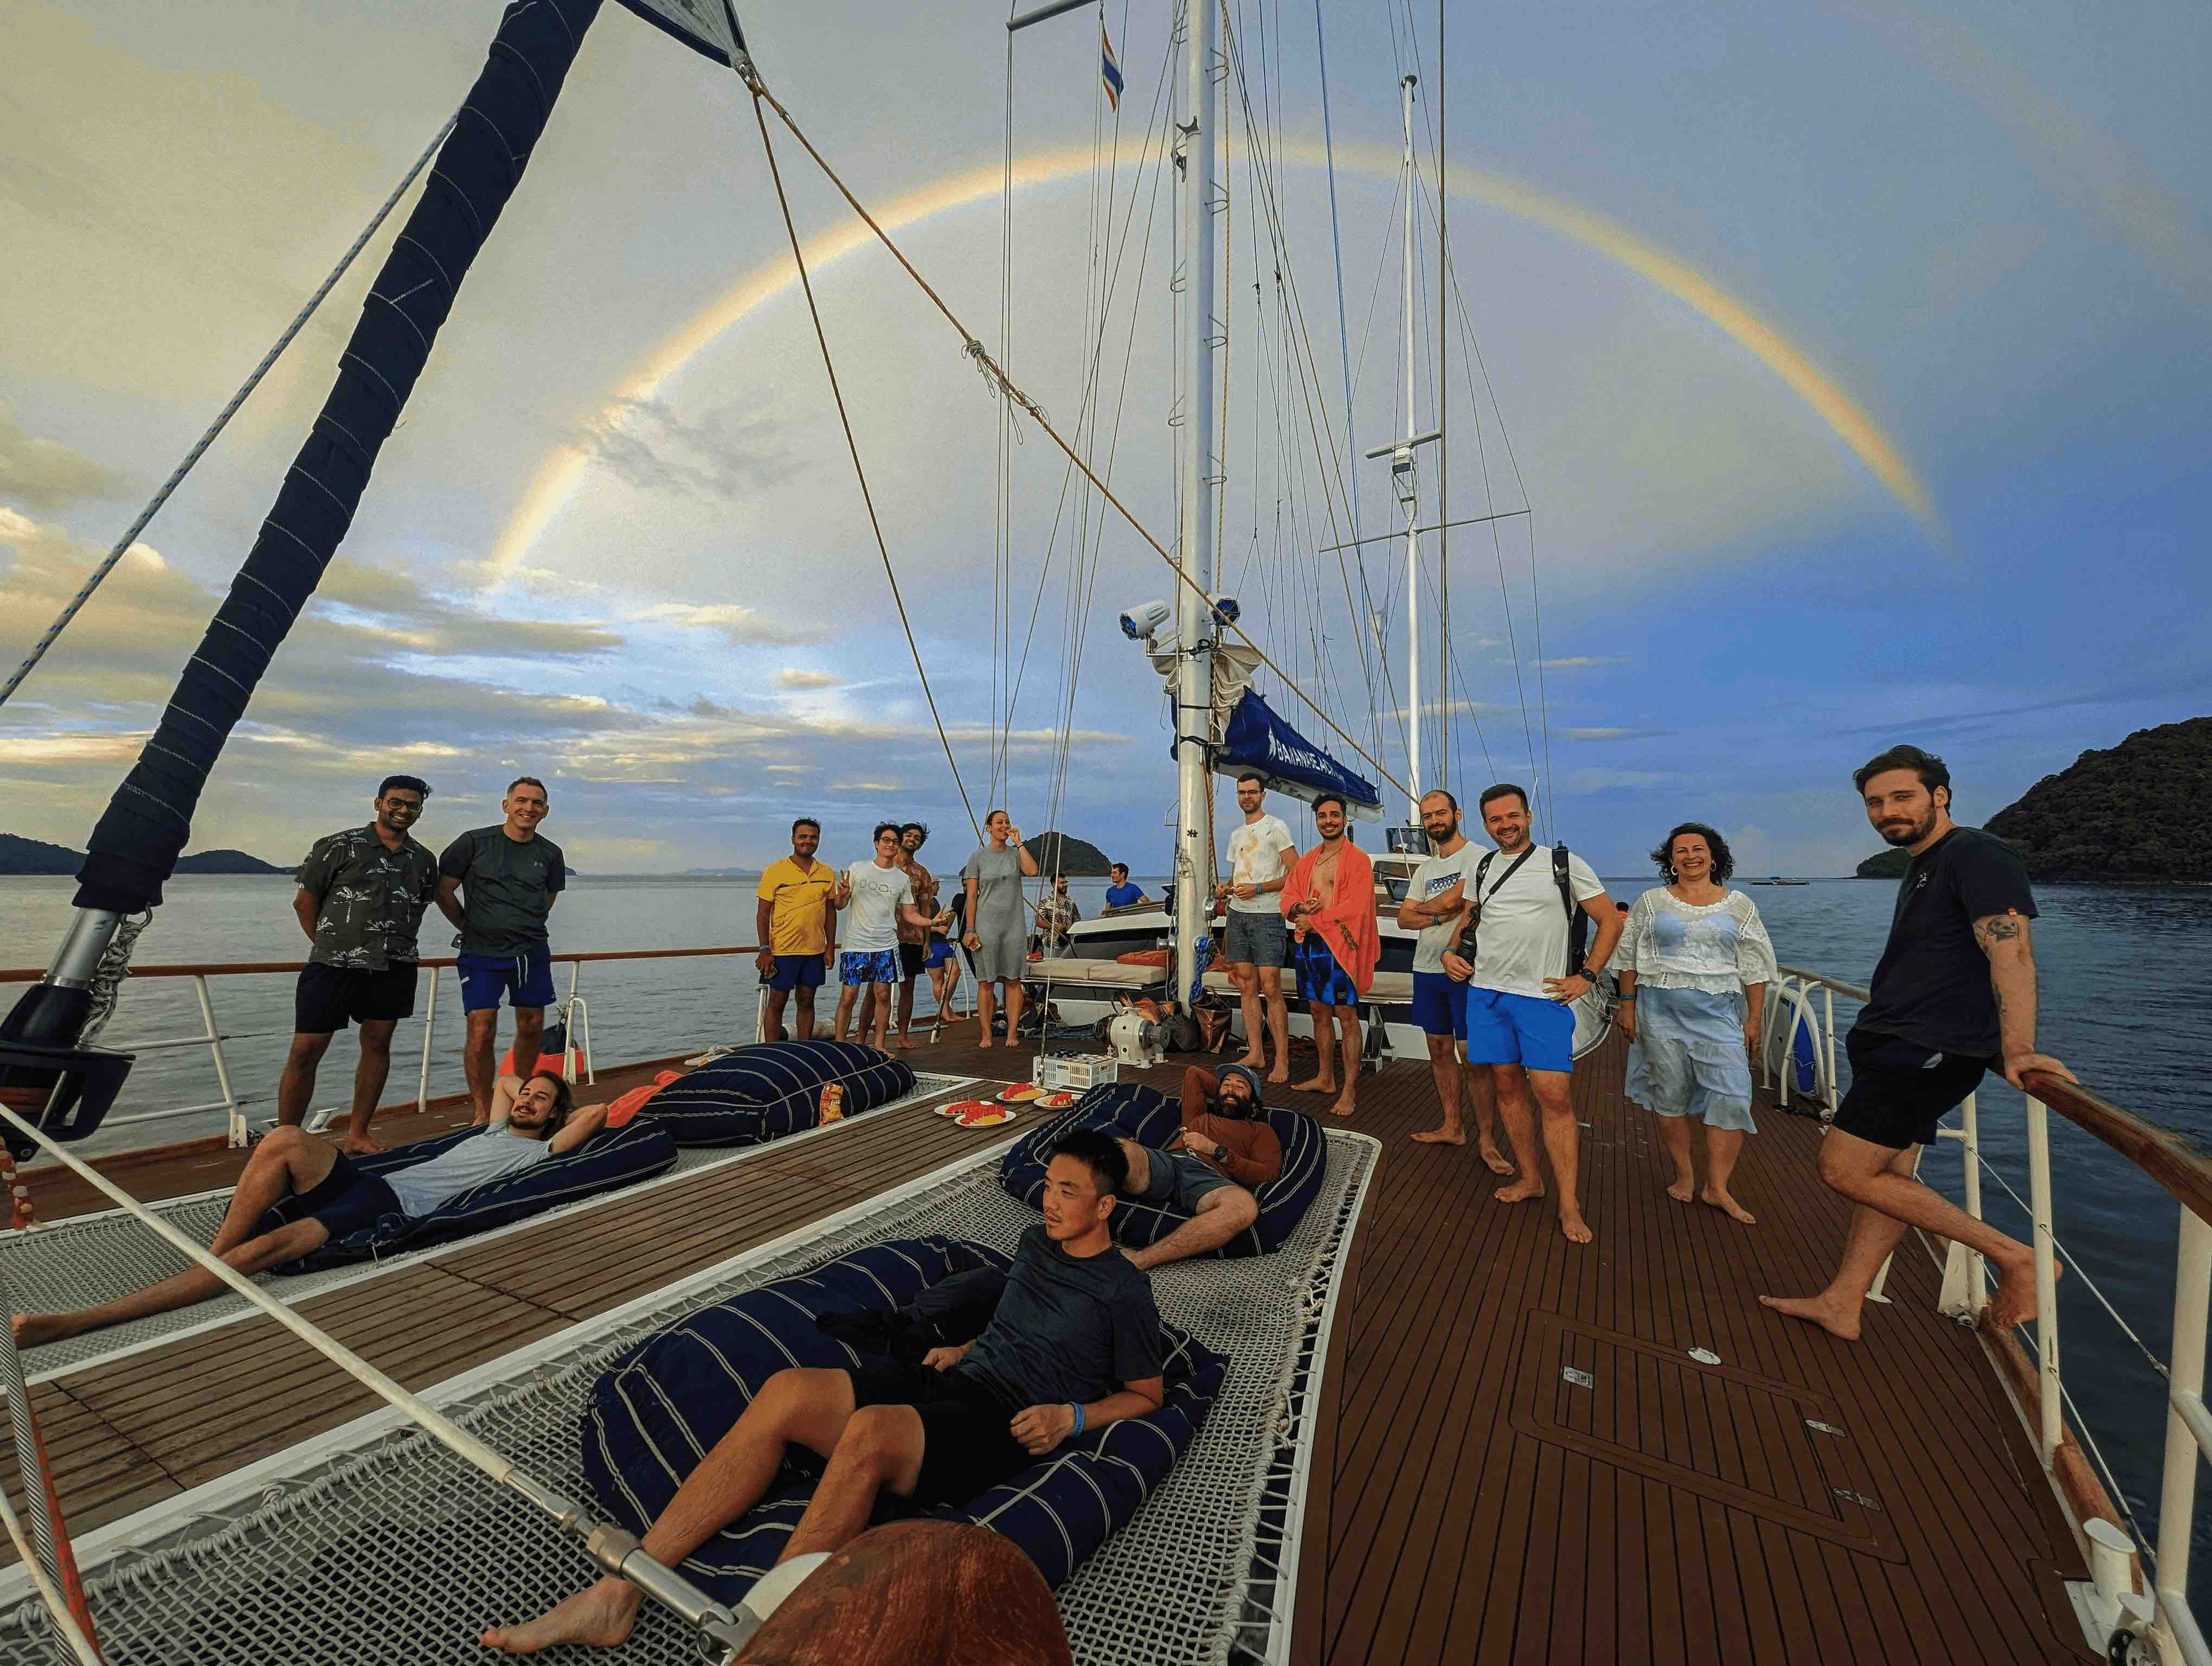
[1108,1063,1284,1270]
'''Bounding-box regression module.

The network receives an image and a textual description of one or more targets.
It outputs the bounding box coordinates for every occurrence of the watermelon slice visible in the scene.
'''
[997,1082,1045,1104]
[1033,1090,1077,1110]
[954,1102,1016,1127]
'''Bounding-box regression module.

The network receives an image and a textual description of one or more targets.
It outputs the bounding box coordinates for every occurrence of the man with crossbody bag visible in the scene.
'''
[1442,784,1623,1244]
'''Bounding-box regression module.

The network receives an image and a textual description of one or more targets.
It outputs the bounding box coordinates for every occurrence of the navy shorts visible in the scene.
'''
[1834,1027,1991,1150]
[1410,971,1468,1040]
[767,954,826,992]
[1462,986,1575,1073]
[1294,934,1360,1007]
[1135,1148,1237,1214]
[924,939,954,970]
[456,946,554,1013]
[843,1355,1032,1509]
[286,1151,404,1244]
[295,962,417,1033]
[898,942,927,979]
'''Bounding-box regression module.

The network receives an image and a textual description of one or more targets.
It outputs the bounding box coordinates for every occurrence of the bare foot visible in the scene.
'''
[1289,1075,1335,1095]
[1235,1052,1266,1071]
[976,1038,993,1049]
[1759,1292,1860,1341]
[12,1312,78,1348]
[1478,1142,1514,1175]
[1494,1178,1546,1206]
[1266,1068,1291,1085]
[1411,1124,1466,1145]
[1324,1093,1358,1119]
[1991,1252,2061,1330]
[1666,1176,1695,1203]
[1559,1209,1594,1245]
[896,1036,916,1050]
[1700,1186,1755,1223]
[481,1578,641,1654]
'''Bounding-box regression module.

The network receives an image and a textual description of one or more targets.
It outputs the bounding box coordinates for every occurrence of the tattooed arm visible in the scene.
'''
[1973,910,2077,1088]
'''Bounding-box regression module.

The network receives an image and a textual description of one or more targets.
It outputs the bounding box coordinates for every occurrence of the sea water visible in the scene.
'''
[2,872,2209,1576]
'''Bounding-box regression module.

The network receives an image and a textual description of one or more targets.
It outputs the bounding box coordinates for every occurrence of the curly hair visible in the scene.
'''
[1650,822,1735,883]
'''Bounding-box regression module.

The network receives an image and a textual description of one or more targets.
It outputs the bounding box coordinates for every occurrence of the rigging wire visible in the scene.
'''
[743,73,1412,807]
[749,94,981,841]
[0,111,460,713]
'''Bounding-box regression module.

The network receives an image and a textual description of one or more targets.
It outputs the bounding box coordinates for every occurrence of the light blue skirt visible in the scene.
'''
[1625,984,1757,1134]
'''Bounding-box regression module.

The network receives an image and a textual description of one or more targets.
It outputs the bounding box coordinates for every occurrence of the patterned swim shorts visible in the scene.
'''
[840,949,901,985]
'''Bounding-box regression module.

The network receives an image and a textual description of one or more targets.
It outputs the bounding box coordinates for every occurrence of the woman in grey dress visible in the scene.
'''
[961,810,1040,1048]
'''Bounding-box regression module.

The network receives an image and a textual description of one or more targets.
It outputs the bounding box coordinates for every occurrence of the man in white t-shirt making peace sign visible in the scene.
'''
[1442,784,1624,1245]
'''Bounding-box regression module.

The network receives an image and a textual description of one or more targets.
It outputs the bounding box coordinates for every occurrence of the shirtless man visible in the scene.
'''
[891,823,937,1050]
[1281,795,1375,1120]
[14,1072,606,1347]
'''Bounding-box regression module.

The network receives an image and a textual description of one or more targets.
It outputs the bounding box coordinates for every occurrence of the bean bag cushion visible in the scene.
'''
[998,1082,1324,1257]
[580,1235,1225,1606]
[262,1118,679,1273]
[642,1040,917,1148]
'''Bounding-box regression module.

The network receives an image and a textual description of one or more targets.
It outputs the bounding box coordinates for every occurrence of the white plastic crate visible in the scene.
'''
[1034,1053,1117,1092]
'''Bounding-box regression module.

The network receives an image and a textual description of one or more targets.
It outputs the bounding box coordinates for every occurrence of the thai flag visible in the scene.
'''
[1101,23,1124,110]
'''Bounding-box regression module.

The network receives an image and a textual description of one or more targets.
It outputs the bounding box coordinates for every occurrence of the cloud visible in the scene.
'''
[1538,656,1631,670]
[566,396,800,507]
[633,601,816,647]
[316,558,621,658]
[775,669,841,690]
[0,408,120,510]
[1566,725,1674,740]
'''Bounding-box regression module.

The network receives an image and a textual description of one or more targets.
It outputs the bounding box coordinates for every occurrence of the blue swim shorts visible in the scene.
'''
[924,939,954,970]
[456,945,555,1013]
[1462,986,1575,1073]
[1294,934,1361,1007]
[1410,970,1469,1040]
[841,949,901,985]
[767,954,826,992]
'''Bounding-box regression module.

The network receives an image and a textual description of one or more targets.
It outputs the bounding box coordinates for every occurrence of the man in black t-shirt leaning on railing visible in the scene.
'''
[1761,745,2075,1342]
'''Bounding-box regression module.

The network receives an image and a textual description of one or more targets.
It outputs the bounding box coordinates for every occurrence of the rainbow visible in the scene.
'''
[489,141,1937,575]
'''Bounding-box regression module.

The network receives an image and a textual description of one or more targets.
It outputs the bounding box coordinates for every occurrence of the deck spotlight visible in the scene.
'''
[1119,600,1172,642]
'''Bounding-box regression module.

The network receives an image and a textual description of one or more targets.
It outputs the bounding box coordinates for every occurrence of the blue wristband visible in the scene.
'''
[1070,1401,1085,1436]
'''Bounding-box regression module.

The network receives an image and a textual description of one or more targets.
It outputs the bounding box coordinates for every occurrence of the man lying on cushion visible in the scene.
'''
[12,1070,607,1347]
[1113,1063,1284,1271]
[481,1128,1162,1656]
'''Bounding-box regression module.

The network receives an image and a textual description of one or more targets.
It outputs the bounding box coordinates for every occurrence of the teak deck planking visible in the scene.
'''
[8,1026,2097,1660]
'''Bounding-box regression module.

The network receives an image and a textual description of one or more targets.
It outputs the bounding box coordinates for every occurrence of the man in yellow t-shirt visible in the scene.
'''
[754,817,839,1041]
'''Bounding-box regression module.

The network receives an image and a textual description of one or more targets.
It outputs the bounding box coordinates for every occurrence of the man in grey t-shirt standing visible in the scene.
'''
[1217,773,1298,1083]
[961,809,1039,1049]
[438,776,567,1124]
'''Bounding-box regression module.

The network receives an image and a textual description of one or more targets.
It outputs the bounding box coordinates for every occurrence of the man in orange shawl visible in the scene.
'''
[1279,794,1376,1118]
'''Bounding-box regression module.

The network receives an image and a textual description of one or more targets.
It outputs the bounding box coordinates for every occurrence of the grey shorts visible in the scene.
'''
[1222,909,1287,970]
[1134,1149,1237,1215]
[970,928,1027,984]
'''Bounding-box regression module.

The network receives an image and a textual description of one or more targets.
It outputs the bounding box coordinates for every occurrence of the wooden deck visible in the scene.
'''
[7,1025,2098,1660]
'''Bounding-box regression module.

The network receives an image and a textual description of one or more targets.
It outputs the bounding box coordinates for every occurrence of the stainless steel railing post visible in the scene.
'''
[416,967,439,1113]
[2024,1092,2063,1464]
[192,974,246,1147]
[1958,1091,1988,1313]
[1821,984,1839,1119]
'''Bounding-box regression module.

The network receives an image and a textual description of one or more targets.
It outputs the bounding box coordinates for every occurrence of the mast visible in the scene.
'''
[1400,73,1421,822]
[1172,0,1219,1004]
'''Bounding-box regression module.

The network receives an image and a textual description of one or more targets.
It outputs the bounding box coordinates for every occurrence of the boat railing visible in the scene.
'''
[1776,958,2212,1663]
[0,946,766,1149]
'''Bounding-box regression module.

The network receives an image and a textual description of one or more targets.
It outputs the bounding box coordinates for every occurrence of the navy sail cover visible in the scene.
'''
[1214,691,1381,819]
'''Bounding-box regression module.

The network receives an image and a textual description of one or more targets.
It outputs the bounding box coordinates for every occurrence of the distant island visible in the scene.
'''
[1026,831,1112,876]
[1854,716,2210,882]
[0,831,289,877]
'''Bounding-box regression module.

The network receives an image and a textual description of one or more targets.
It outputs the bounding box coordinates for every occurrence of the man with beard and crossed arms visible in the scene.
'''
[1394,789,1514,1170]
[1442,784,1619,1244]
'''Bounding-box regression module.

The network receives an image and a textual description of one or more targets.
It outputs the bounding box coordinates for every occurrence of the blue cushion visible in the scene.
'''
[642,1040,917,1148]
[580,1236,1224,1606]
[997,1082,1324,1256]
[266,1118,680,1272]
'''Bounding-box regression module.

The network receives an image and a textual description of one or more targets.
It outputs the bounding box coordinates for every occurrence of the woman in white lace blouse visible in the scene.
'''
[1613,823,1777,1223]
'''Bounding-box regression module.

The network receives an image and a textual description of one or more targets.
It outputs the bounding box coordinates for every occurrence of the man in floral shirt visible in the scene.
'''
[280,775,440,1152]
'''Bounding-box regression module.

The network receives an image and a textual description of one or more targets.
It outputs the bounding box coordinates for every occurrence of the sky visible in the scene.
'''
[2,0,2206,883]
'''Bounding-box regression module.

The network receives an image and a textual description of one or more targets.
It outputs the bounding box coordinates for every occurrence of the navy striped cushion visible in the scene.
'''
[265,1118,679,1272]
[644,1040,917,1148]
[998,1082,1325,1256]
[580,1236,1223,1605]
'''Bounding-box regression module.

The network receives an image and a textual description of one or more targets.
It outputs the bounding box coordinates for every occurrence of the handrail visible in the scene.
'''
[2027,1069,2212,1230]
[0,945,767,984]
[1773,962,1870,1002]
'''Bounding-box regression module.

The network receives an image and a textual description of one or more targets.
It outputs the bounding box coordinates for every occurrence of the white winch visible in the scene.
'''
[1108,1009,1163,1068]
